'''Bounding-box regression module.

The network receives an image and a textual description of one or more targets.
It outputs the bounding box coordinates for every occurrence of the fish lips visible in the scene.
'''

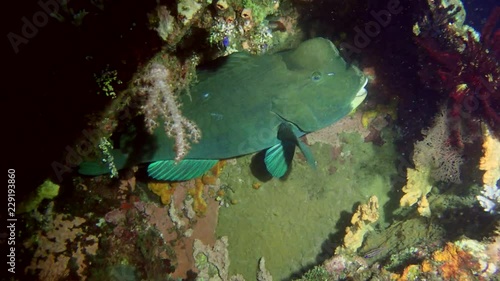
[350,76,369,110]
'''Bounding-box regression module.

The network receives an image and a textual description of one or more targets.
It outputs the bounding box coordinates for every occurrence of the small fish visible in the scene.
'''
[363,245,387,259]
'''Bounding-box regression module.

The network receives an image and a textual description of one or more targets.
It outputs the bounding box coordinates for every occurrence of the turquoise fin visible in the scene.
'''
[264,142,295,178]
[264,123,298,178]
[147,159,219,181]
[297,139,316,169]
[264,122,317,178]
[78,150,128,176]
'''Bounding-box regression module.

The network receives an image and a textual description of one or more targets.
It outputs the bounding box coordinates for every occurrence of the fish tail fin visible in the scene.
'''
[78,150,128,176]
[147,159,219,181]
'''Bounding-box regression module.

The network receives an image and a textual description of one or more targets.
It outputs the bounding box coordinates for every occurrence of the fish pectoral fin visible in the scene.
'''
[264,140,296,178]
[297,139,317,169]
[279,122,316,168]
[147,159,219,181]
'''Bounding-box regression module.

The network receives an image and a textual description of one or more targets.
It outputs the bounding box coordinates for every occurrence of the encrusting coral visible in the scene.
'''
[400,166,432,217]
[148,181,177,205]
[480,125,500,187]
[337,196,380,252]
[193,236,245,280]
[25,212,99,281]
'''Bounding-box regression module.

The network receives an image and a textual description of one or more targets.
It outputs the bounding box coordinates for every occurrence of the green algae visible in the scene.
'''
[216,131,398,280]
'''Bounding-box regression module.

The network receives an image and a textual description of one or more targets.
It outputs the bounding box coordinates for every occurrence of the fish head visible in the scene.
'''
[272,37,368,133]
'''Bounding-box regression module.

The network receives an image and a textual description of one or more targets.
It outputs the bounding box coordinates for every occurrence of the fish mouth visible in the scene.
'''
[350,76,368,109]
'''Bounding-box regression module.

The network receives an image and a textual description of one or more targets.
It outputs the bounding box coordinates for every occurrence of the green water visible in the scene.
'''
[216,132,398,280]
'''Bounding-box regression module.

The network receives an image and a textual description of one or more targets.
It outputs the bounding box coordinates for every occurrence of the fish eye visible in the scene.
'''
[311,71,322,82]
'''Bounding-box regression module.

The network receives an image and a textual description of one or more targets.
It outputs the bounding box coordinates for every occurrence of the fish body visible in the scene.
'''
[79,37,368,180]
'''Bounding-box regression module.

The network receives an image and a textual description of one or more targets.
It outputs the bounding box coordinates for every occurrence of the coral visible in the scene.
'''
[337,196,379,252]
[216,0,229,11]
[360,100,398,130]
[414,4,500,141]
[189,178,208,215]
[148,181,176,205]
[193,236,242,280]
[25,213,99,281]
[151,5,175,41]
[400,165,432,217]
[168,197,186,229]
[479,125,500,187]
[433,242,480,280]
[398,239,498,280]
[257,257,273,281]
[98,137,118,177]
[477,183,500,214]
[135,62,201,161]
[19,179,60,213]
[414,107,463,184]
[399,264,421,281]
[401,106,468,217]
[242,0,279,24]
[177,0,203,25]
[361,110,378,129]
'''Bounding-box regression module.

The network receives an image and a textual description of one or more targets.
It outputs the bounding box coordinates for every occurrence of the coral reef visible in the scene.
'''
[401,106,466,217]
[24,211,99,281]
[414,3,500,142]
[396,239,498,280]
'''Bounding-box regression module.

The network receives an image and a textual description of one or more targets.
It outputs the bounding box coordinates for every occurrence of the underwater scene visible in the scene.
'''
[4,0,500,280]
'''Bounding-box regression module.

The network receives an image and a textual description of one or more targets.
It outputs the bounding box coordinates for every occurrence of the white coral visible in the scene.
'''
[477,184,500,214]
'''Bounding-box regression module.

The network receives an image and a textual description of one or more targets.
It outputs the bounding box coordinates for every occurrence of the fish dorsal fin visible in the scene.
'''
[147,159,219,181]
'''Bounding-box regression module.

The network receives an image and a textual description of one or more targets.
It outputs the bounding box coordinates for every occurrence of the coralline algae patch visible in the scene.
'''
[216,131,398,280]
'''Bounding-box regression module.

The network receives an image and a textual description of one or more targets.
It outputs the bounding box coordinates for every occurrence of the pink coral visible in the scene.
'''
[136,62,201,161]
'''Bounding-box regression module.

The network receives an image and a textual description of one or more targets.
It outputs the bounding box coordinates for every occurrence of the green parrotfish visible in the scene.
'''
[79,37,368,181]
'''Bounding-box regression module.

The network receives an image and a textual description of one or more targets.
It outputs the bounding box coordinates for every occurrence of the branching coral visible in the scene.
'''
[401,106,467,216]
[136,62,201,161]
